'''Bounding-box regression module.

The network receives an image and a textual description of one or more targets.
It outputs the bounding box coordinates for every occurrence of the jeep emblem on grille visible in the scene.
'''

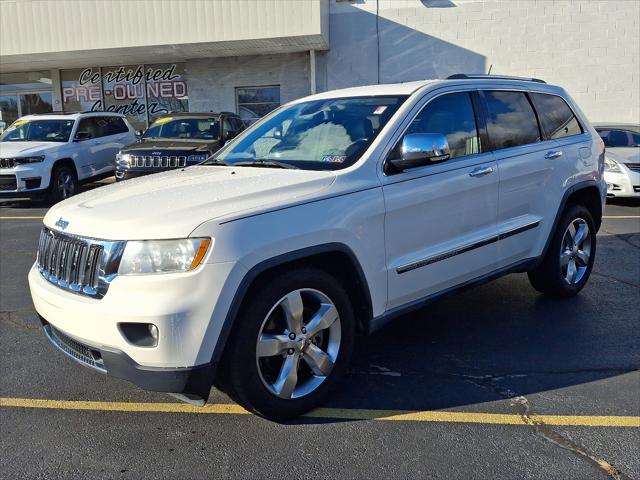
[151,151,162,155]
[55,217,69,230]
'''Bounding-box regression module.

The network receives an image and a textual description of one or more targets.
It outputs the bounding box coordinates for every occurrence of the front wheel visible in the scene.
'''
[222,268,355,421]
[47,165,78,204]
[528,204,597,297]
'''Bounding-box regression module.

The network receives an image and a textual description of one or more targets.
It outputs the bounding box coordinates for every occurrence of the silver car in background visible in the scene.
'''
[595,124,640,199]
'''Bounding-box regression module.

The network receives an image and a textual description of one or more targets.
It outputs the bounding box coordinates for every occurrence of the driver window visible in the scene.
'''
[406,92,481,159]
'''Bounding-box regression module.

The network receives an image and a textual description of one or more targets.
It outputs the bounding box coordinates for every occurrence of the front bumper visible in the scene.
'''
[42,320,214,394]
[29,259,248,391]
[0,164,49,197]
[115,167,181,181]
[604,166,640,198]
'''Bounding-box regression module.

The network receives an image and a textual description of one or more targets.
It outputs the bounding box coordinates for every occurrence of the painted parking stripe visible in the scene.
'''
[1,216,638,221]
[1,397,638,427]
[0,216,44,220]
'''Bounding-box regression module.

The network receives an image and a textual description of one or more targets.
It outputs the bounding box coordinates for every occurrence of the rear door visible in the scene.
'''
[480,89,577,266]
[73,117,106,179]
[382,90,500,310]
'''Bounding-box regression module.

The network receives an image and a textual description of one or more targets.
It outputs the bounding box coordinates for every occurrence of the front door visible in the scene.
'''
[382,91,500,310]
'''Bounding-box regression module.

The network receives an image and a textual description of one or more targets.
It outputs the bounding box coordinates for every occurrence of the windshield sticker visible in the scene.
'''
[321,154,347,164]
[153,117,173,125]
[373,106,388,115]
[9,119,29,129]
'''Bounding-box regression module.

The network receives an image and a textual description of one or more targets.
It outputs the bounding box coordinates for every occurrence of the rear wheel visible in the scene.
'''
[528,204,596,297]
[222,268,355,421]
[47,165,78,204]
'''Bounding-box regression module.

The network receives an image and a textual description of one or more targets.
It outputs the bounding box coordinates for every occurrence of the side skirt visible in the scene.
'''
[368,257,538,334]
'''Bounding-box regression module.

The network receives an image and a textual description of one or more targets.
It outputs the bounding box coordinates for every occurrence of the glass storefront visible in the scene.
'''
[0,71,53,130]
[60,63,189,130]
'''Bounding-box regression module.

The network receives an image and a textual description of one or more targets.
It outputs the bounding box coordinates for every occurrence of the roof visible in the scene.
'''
[155,112,224,119]
[20,111,126,120]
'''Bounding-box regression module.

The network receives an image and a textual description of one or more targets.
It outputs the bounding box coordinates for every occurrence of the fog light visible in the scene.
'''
[148,324,159,341]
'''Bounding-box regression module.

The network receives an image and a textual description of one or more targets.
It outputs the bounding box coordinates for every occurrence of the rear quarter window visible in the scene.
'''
[530,93,583,139]
[482,91,541,150]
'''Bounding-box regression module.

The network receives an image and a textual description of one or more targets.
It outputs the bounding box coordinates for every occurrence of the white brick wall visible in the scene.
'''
[327,0,640,123]
[186,53,310,113]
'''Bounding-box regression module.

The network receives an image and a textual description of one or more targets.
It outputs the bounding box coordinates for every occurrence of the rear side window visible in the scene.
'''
[531,93,582,139]
[483,91,541,150]
[406,92,481,159]
[597,129,640,147]
[102,117,129,136]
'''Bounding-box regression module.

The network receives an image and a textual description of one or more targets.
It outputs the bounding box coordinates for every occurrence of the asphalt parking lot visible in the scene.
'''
[0,183,638,480]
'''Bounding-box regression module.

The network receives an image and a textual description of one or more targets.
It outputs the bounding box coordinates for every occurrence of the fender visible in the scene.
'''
[210,242,373,364]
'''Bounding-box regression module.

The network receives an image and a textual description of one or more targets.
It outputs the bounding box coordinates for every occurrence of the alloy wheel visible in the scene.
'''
[57,171,75,199]
[560,218,591,285]
[255,288,341,400]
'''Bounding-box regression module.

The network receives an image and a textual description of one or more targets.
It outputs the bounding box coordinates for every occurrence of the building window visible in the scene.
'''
[236,86,280,124]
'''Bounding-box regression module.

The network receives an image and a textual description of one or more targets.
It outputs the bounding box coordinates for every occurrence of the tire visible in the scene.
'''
[221,268,355,421]
[47,165,78,204]
[528,204,597,297]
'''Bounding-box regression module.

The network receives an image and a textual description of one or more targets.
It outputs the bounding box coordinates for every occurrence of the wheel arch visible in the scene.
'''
[539,180,603,262]
[211,243,373,365]
[51,158,78,178]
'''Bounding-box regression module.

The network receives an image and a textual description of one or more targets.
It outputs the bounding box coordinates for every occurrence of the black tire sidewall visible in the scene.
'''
[226,268,355,420]
[48,165,77,204]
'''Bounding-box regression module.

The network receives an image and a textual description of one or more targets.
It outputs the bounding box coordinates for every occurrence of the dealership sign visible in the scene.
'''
[61,64,188,128]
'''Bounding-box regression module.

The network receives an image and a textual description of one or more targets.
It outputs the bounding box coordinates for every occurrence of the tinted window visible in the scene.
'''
[531,93,582,139]
[76,117,102,139]
[143,117,220,140]
[483,91,541,149]
[597,129,640,147]
[406,92,480,159]
[103,117,129,136]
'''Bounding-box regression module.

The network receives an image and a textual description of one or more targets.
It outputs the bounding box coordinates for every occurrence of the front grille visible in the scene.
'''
[44,324,106,373]
[36,227,125,298]
[626,163,640,172]
[128,155,187,168]
[0,158,17,168]
[0,174,17,191]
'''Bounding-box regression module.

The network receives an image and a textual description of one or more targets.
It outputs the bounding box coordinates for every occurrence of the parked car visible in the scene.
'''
[29,75,606,420]
[115,112,245,181]
[594,124,639,198]
[0,112,135,203]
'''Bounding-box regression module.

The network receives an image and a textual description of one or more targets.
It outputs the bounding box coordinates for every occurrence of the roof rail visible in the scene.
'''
[30,111,76,116]
[446,73,547,84]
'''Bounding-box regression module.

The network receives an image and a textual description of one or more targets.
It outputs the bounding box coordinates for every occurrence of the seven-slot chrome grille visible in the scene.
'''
[128,155,187,168]
[36,227,125,299]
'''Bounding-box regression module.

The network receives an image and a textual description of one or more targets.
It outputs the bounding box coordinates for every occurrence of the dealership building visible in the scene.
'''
[1,0,638,131]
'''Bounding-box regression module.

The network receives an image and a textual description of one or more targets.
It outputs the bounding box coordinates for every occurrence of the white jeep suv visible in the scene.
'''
[0,112,135,203]
[28,75,606,420]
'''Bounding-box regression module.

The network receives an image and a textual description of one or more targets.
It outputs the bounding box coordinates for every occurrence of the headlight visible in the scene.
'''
[13,155,45,164]
[187,153,209,164]
[116,153,131,165]
[604,157,621,172]
[118,238,212,275]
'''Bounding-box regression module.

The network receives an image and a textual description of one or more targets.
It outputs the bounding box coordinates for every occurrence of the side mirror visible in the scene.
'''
[388,133,450,171]
[73,131,92,141]
[135,130,143,139]
[273,126,283,140]
[224,130,238,141]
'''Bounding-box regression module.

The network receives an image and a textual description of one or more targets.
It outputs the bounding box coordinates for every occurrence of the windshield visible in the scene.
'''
[0,119,75,143]
[143,117,220,140]
[212,96,407,170]
[596,128,640,147]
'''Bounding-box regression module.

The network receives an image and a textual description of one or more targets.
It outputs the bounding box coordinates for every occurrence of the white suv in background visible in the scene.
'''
[29,75,606,420]
[0,112,136,203]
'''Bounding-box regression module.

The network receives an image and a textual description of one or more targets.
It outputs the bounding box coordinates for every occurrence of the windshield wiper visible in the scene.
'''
[232,159,299,169]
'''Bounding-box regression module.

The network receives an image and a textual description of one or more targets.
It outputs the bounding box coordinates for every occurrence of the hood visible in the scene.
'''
[606,147,640,165]
[44,166,336,240]
[0,141,63,157]
[121,139,220,154]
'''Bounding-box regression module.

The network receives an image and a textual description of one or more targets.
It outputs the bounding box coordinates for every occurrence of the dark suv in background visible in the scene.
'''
[115,112,245,180]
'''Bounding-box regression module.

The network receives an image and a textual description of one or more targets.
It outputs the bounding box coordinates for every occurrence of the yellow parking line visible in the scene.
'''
[0,216,44,220]
[1,397,638,427]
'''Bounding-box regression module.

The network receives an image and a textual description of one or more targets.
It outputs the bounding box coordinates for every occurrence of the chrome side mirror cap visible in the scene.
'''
[389,133,451,171]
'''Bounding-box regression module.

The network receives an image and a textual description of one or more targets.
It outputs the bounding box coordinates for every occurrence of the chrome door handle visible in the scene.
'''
[544,150,563,159]
[469,166,494,177]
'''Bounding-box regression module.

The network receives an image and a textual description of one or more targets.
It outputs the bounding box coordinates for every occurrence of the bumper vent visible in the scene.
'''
[44,324,106,373]
[0,175,17,191]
